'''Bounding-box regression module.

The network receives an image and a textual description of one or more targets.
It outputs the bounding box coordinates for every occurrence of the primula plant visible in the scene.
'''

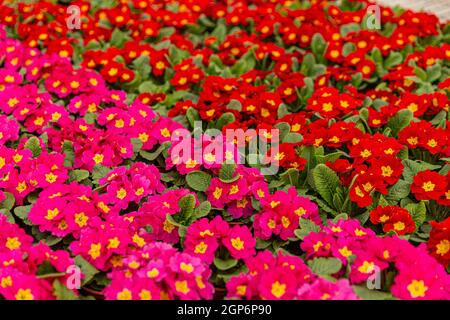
[0,0,449,301]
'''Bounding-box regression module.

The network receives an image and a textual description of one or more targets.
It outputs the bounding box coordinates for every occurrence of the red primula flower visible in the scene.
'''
[427,217,450,267]
[370,205,415,235]
[411,170,447,201]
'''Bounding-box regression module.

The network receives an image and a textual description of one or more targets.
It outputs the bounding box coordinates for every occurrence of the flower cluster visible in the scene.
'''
[226,251,358,300]
[184,216,256,263]
[206,166,267,219]
[98,163,165,211]
[0,216,76,300]
[369,205,416,235]
[28,182,99,238]
[301,218,450,300]
[104,242,213,300]
[427,217,450,267]
[254,187,321,241]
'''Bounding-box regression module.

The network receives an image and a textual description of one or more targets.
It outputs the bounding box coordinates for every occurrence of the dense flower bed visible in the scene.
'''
[0,0,449,300]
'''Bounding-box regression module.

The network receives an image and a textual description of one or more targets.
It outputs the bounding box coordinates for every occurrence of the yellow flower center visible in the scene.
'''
[117,288,132,300]
[175,280,190,294]
[88,243,101,260]
[422,181,435,192]
[407,280,428,298]
[5,237,21,250]
[231,237,245,251]
[45,208,60,220]
[271,281,286,298]
[381,166,393,177]
[180,262,194,274]
[15,288,34,300]
[436,239,450,256]
[358,261,375,274]
[393,221,405,231]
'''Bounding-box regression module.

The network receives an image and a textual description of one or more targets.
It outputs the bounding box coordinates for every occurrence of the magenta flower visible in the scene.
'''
[222,225,256,260]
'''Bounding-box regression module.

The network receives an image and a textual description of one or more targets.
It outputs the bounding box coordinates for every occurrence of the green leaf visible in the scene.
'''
[219,162,239,183]
[214,257,238,271]
[165,214,186,229]
[314,197,339,215]
[140,142,170,161]
[309,64,326,79]
[138,80,157,93]
[91,165,110,185]
[256,238,272,249]
[371,47,383,61]
[378,195,389,207]
[440,164,450,176]
[294,218,321,240]
[282,132,303,143]
[186,171,212,192]
[332,188,344,213]
[178,194,196,223]
[299,146,318,171]
[131,138,143,153]
[352,285,394,300]
[168,45,190,65]
[110,28,129,48]
[231,49,255,75]
[404,201,426,228]
[68,170,89,182]
[427,63,442,83]
[387,109,413,136]
[300,53,316,75]
[316,151,345,164]
[14,205,32,223]
[74,255,99,285]
[333,213,348,223]
[342,42,355,56]
[227,99,242,111]
[274,122,291,141]
[307,257,342,276]
[24,136,42,157]
[53,280,78,300]
[384,52,403,69]
[36,261,57,277]
[352,72,363,87]
[84,112,97,124]
[0,209,15,223]
[340,23,360,37]
[192,201,211,221]
[186,107,200,128]
[0,192,15,211]
[62,141,74,167]
[386,180,411,202]
[397,146,408,160]
[43,235,63,246]
[355,210,370,225]
[402,160,441,183]
[216,112,235,130]
[280,168,299,186]
[430,110,447,127]
[414,67,428,82]
[312,164,340,206]
[277,104,290,118]
[311,33,326,58]
[132,55,151,80]
[210,19,227,43]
